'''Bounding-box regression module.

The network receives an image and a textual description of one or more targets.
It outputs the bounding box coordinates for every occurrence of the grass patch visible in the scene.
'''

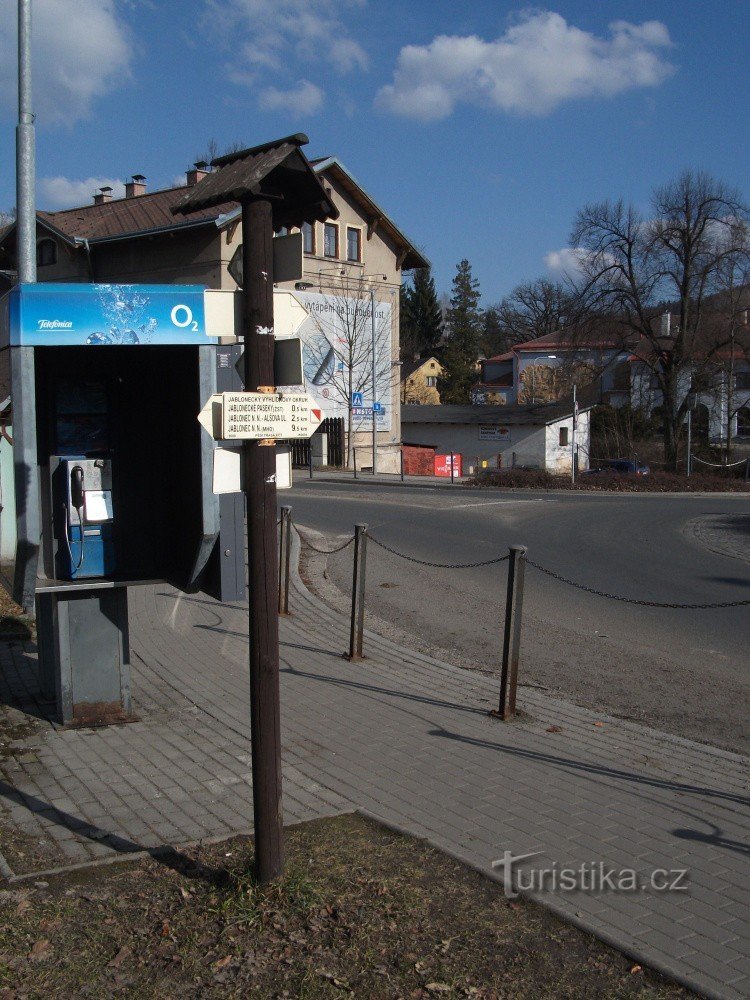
[0,813,693,999]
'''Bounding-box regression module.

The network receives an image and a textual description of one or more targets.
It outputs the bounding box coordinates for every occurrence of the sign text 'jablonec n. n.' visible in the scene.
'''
[207,391,323,440]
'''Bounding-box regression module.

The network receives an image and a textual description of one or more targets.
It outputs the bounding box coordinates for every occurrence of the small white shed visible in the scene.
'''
[401,402,591,474]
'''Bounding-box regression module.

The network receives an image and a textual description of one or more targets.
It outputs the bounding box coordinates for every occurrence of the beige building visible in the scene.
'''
[0,155,427,470]
[400,356,443,404]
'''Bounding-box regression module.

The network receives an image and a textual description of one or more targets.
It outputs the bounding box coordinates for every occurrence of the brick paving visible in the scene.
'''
[0,532,748,999]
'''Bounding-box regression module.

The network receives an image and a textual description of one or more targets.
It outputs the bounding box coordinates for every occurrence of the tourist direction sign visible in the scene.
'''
[216,391,323,440]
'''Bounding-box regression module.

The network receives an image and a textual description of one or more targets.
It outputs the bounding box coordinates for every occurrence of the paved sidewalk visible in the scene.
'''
[0,533,748,999]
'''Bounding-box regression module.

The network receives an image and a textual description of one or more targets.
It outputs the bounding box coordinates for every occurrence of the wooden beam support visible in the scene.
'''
[242,198,283,884]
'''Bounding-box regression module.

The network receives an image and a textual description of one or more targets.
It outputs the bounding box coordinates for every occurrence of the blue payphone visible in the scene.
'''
[56,457,115,579]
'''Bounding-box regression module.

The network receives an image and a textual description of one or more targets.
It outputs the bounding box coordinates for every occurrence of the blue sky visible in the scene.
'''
[1,1,749,304]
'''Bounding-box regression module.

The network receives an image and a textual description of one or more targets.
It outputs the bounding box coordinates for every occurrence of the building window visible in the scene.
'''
[302,222,315,254]
[324,223,338,258]
[559,427,569,446]
[346,226,361,262]
[36,238,57,267]
[425,376,437,387]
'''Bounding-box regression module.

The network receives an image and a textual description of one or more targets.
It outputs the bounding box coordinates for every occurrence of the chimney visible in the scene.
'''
[125,174,147,198]
[186,161,210,187]
[93,186,113,205]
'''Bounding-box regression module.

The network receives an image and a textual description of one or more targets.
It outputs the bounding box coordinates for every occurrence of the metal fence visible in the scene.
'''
[281,511,750,725]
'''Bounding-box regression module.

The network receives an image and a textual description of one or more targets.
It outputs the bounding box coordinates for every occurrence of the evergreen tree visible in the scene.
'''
[438,259,482,404]
[399,266,442,360]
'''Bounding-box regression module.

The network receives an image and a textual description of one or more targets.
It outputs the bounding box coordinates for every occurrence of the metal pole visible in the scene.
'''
[353,447,358,479]
[370,289,378,476]
[242,199,283,885]
[400,447,404,482]
[308,443,313,479]
[571,384,576,484]
[450,451,455,484]
[686,406,692,477]
[348,524,368,660]
[17,0,36,285]
[278,506,292,616]
[12,0,40,612]
[492,545,527,721]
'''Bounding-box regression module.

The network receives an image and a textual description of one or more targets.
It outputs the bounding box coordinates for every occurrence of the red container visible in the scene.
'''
[434,453,462,477]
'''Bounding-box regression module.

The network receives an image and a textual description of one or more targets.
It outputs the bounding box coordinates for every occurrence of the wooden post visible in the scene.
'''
[242,198,283,884]
[491,545,527,721]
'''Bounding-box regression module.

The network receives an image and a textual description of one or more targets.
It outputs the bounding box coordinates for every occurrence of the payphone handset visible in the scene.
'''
[59,457,115,579]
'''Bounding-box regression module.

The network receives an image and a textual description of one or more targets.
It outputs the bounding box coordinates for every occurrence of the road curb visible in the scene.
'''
[302,474,748,498]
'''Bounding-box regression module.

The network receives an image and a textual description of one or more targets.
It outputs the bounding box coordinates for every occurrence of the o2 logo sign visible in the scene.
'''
[170,304,200,332]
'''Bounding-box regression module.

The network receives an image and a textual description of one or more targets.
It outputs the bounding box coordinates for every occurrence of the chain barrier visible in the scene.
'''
[526,558,750,609]
[691,454,747,469]
[368,533,510,569]
[292,523,355,555]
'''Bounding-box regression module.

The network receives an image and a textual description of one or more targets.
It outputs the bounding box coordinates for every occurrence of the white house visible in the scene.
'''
[401,403,591,474]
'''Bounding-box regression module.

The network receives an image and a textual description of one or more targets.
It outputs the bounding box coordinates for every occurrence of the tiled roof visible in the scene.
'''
[402,402,589,426]
[37,186,237,243]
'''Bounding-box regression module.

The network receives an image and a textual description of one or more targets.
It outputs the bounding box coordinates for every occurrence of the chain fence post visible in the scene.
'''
[347,524,368,661]
[353,447,358,480]
[492,545,527,721]
[278,505,292,615]
[308,445,313,480]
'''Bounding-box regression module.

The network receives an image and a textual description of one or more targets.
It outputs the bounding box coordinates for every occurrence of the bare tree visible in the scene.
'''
[572,170,750,468]
[302,274,396,467]
[494,277,577,348]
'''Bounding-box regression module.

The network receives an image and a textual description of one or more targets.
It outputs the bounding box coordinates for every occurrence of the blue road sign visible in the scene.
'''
[372,401,383,413]
[352,391,363,406]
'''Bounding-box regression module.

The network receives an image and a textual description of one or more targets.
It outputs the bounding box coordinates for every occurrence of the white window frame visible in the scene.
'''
[323,222,339,259]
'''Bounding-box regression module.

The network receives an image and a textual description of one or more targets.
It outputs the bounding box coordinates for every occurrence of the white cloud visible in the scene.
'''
[0,0,132,127]
[376,11,675,121]
[39,176,125,210]
[544,247,587,278]
[258,80,324,116]
[207,0,368,83]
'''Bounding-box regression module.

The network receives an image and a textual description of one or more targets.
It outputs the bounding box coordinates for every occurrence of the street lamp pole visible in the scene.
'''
[370,288,377,475]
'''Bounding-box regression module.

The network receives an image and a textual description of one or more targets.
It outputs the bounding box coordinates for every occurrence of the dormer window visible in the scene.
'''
[36,238,57,267]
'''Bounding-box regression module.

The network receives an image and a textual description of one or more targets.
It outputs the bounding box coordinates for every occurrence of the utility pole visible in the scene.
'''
[571,384,577,484]
[242,199,283,884]
[370,288,378,475]
[13,0,42,612]
[17,0,35,284]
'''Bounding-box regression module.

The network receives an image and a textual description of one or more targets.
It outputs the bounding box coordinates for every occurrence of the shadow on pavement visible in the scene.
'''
[0,780,231,886]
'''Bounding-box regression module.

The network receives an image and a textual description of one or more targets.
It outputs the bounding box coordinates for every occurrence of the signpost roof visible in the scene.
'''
[172,133,338,229]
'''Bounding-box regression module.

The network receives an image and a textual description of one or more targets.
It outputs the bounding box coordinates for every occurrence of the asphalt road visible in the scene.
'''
[281,480,750,754]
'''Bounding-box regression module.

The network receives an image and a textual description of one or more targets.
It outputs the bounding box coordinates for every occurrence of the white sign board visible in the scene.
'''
[213,445,293,492]
[479,425,511,441]
[220,391,323,440]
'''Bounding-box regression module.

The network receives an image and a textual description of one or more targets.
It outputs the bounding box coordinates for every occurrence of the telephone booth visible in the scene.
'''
[0,282,243,725]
